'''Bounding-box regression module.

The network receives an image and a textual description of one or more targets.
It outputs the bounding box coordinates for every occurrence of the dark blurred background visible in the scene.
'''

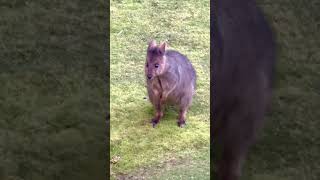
[0,0,108,179]
[243,0,320,179]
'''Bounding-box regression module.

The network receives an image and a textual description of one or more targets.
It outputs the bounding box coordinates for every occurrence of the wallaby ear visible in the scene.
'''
[159,42,167,54]
[148,40,157,49]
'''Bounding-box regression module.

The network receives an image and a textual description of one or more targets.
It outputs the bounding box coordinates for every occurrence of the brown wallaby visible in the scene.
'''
[145,40,196,128]
[212,0,276,179]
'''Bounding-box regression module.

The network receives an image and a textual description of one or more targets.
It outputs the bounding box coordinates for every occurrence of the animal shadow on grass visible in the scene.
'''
[141,103,182,128]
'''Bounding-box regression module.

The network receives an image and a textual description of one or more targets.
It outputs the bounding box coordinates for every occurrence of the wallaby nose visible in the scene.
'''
[147,74,152,79]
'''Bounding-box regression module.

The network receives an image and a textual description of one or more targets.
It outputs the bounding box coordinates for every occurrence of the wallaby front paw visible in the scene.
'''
[151,118,159,128]
[177,120,186,128]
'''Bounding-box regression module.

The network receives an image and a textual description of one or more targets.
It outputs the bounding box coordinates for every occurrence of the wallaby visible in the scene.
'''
[212,0,276,179]
[145,40,196,128]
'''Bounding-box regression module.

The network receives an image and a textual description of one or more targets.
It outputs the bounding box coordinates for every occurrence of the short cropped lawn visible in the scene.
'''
[110,0,210,179]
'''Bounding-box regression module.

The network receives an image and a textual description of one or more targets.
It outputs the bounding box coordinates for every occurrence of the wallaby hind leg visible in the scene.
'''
[177,108,187,127]
[218,141,248,180]
[218,106,265,180]
[151,100,164,128]
[177,95,193,127]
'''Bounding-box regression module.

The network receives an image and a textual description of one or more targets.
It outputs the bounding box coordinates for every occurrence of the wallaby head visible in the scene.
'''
[145,40,167,80]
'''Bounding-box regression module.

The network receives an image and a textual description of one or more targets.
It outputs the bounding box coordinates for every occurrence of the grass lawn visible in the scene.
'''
[241,0,320,179]
[110,0,210,179]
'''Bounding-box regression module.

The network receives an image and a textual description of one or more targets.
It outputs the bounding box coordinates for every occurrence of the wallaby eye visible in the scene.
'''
[155,63,159,68]
[146,63,149,67]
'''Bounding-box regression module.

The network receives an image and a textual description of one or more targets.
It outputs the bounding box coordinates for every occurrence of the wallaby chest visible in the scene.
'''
[149,73,179,101]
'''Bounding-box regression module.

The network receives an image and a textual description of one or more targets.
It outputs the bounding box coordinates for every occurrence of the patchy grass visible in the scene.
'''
[110,0,210,179]
[241,0,320,179]
[117,147,210,180]
[0,1,106,180]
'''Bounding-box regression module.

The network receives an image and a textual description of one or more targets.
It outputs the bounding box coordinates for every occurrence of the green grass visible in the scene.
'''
[241,0,320,179]
[110,0,210,179]
[0,1,107,180]
[118,148,210,180]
